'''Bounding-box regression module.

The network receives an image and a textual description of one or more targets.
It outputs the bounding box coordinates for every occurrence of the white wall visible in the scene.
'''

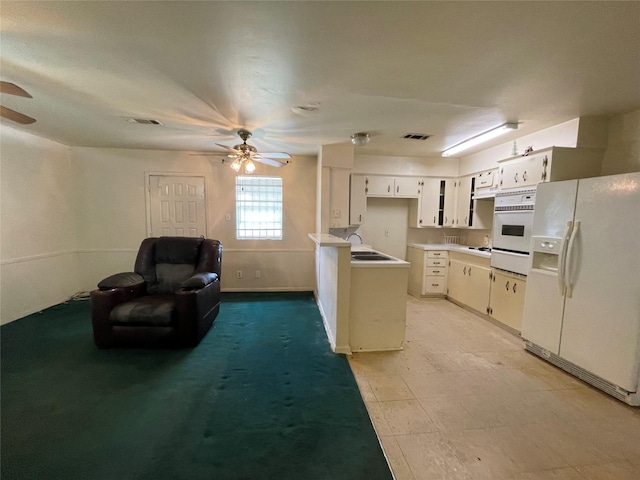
[359,198,410,260]
[72,147,317,293]
[601,110,640,175]
[1,128,79,323]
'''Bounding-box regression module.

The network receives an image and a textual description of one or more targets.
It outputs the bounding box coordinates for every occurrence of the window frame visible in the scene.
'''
[235,175,283,240]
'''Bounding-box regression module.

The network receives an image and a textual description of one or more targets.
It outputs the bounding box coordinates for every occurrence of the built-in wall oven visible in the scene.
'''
[491,187,537,275]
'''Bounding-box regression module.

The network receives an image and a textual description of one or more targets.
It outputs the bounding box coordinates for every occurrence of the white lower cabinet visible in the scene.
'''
[488,269,527,331]
[447,252,491,313]
[407,247,448,297]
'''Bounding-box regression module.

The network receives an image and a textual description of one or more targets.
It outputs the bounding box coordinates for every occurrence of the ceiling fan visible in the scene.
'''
[215,129,291,173]
[0,81,36,125]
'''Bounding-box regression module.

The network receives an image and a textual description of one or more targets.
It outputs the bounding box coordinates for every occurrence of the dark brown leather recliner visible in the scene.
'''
[90,237,222,348]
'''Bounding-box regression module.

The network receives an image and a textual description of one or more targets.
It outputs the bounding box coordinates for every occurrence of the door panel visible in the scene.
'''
[149,175,206,237]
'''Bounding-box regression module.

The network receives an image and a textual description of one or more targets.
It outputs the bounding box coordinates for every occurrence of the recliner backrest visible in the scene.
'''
[134,237,203,295]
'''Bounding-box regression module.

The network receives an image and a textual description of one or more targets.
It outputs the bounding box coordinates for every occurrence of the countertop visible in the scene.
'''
[351,245,410,268]
[408,243,492,259]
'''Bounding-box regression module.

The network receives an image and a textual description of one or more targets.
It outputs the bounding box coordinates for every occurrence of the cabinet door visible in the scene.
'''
[489,270,527,331]
[466,265,491,314]
[455,176,472,227]
[499,161,520,189]
[418,178,441,227]
[394,177,421,198]
[366,176,394,196]
[519,154,547,187]
[349,175,367,225]
[447,259,467,304]
[475,170,495,189]
[442,179,457,227]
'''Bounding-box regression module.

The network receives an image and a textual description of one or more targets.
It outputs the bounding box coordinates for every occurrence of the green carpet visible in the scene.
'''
[1,292,392,480]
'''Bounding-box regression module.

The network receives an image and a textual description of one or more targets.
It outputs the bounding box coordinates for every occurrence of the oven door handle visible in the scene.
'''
[557,221,572,296]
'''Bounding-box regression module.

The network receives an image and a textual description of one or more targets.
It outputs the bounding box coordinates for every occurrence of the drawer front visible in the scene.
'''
[424,277,446,294]
[427,250,447,259]
[427,258,447,267]
[427,267,446,276]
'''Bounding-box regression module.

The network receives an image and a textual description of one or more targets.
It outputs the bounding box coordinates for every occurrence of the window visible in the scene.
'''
[235,176,283,239]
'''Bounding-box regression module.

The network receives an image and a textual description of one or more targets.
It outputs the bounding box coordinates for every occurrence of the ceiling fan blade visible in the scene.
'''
[256,151,291,159]
[0,81,32,98]
[215,143,240,153]
[253,157,289,168]
[0,106,36,124]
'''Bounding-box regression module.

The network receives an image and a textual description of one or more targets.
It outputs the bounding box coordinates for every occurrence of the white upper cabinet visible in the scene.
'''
[442,179,457,227]
[409,178,457,228]
[349,174,367,225]
[366,175,421,198]
[393,177,422,198]
[454,176,472,227]
[498,147,604,190]
[366,175,394,196]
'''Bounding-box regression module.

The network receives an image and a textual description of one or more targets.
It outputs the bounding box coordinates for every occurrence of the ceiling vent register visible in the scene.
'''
[403,133,431,140]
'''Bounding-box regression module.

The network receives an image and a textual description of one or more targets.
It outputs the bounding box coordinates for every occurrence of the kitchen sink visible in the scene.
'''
[351,252,394,261]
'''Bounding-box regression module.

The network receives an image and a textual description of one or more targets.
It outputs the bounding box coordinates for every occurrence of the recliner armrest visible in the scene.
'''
[181,272,218,290]
[98,272,145,290]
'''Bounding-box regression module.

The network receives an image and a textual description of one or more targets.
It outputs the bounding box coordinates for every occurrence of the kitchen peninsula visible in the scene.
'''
[309,233,410,353]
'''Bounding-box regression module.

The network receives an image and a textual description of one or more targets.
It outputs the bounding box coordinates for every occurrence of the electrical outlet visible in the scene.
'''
[384,229,389,237]
[255,270,261,279]
[225,213,231,221]
[236,270,243,279]
[333,209,341,218]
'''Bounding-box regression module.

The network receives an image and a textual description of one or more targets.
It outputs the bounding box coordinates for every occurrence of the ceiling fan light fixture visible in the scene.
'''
[442,123,518,157]
[244,159,256,174]
[351,132,370,147]
[230,158,242,172]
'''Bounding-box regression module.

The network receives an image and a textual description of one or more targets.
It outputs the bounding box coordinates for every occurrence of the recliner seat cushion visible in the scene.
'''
[110,296,176,327]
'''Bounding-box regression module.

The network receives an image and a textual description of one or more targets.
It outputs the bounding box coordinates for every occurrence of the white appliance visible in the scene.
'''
[521,172,640,405]
[491,187,536,275]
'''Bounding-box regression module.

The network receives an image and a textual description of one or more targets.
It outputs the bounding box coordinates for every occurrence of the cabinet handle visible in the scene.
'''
[505,281,510,290]
[463,266,467,275]
[514,173,518,183]
[445,216,448,224]
[388,185,391,193]
[523,171,527,182]
[468,267,472,276]
[492,274,496,282]
[513,283,517,293]
[396,185,399,194]
[358,214,362,222]
[419,219,423,225]
[433,216,436,223]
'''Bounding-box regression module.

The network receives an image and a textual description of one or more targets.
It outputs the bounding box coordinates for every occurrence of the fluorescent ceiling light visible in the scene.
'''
[442,123,518,157]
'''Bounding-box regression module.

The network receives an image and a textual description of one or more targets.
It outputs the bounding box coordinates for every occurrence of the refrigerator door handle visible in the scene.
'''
[558,220,572,296]
[565,220,580,298]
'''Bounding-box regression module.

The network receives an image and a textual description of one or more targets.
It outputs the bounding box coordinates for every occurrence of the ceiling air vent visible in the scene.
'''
[126,118,164,126]
[403,133,431,140]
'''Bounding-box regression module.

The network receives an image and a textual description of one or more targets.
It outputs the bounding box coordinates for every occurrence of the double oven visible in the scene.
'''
[491,187,537,275]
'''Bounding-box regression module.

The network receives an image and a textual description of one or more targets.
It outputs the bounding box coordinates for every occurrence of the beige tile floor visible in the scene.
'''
[348,296,640,480]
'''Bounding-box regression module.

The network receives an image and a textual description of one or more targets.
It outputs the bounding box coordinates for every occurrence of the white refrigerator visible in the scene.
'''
[521,172,640,405]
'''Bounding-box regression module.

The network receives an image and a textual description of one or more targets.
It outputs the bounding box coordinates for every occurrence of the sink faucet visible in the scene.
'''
[346,232,363,244]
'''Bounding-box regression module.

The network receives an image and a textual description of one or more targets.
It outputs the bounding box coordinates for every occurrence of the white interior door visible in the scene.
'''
[148,175,206,237]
